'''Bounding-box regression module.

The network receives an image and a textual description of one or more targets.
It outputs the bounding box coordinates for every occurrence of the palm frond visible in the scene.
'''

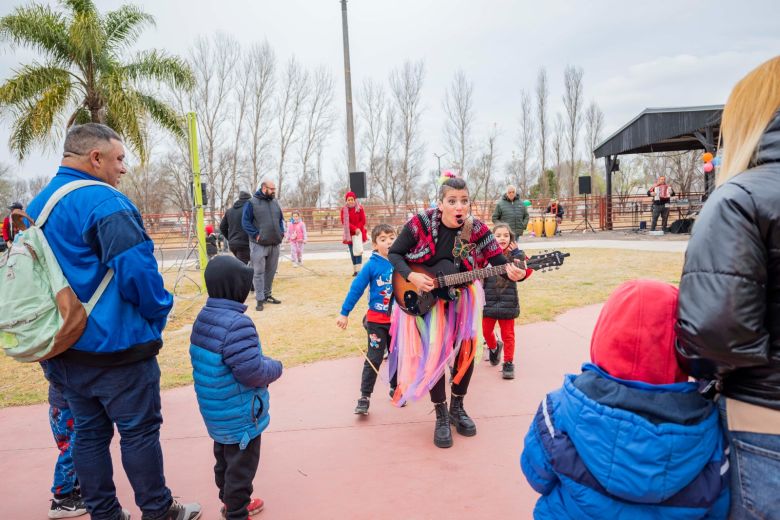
[68,9,105,65]
[102,73,145,162]
[0,64,73,106]
[0,5,70,63]
[136,93,186,139]
[61,0,97,16]
[104,5,154,53]
[8,80,72,161]
[122,50,194,91]
[66,105,90,127]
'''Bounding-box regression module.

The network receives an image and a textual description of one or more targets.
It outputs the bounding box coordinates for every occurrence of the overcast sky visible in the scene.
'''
[1,0,779,183]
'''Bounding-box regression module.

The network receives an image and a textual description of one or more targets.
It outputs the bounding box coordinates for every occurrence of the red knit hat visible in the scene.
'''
[345,191,356,201]
[205,224,214,235]
[590,279,687,385]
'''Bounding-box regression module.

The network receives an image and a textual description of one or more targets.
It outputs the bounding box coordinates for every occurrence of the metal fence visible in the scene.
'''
[144,193,706,250]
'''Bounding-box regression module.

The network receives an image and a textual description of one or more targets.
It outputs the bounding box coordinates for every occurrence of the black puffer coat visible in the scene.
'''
[676,111,780,410]
[219,191,251,248]
[483,275,519,320]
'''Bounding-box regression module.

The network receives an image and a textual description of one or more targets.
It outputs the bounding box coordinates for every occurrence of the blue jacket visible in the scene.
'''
[521,364,730,519]
[27,167,173,362]
[190,298,283,448]
[340,252,393,318]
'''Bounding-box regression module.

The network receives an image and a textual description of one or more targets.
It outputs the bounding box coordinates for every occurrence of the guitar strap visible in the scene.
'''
[452,216,474,271]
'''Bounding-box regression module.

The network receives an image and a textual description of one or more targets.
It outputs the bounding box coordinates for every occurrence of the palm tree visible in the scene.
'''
[0,0,194,162]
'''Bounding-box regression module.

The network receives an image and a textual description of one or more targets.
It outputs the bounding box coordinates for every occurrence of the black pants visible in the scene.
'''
[429,357,475,403]
[214,435,261,520]
[230,245,251,265]
[651,204,670,231]
[361,319,397,397]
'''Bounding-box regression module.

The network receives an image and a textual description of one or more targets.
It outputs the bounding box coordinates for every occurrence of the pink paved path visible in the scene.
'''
[0,305,600,520]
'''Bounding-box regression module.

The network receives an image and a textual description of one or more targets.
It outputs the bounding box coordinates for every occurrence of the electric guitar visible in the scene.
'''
[392,250,570,316]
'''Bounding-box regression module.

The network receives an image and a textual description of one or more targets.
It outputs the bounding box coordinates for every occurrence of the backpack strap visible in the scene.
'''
[36,180,116,227]
[35,179,120,314]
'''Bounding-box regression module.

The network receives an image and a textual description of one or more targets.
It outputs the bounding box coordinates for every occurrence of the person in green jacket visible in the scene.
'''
[491,185,529,237]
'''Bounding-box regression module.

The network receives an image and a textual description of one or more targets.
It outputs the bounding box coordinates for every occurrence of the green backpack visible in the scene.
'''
[0,180,114,362]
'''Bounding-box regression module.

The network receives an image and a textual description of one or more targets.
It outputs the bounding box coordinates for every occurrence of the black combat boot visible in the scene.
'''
[433,401,453,448]
[449,394,477,436]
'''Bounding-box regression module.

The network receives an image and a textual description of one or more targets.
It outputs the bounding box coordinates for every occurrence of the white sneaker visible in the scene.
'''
[292,262,299,268]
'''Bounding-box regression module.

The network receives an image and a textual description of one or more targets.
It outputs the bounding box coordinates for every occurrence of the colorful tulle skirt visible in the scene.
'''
[388,282,484,406]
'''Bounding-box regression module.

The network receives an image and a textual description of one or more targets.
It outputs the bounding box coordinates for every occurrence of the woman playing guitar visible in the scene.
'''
[387,172,526,448]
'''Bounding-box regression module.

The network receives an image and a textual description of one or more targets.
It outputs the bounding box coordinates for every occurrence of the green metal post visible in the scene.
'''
[187,112,208,283]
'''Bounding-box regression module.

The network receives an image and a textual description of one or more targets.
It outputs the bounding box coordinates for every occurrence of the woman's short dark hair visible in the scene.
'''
[438,177,468,201]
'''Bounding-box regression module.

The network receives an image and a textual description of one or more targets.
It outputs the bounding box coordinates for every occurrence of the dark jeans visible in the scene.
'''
[214,436,261,520]
[347,242,363,265]
[719,399,780,519]
[230,245,250,265]
[651,204,670,231]
[429,357,475,403]
[43,357,172,520]
[360,320,397,397]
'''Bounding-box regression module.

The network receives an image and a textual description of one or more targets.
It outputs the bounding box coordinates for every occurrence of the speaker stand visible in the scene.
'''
[571,193,597,233]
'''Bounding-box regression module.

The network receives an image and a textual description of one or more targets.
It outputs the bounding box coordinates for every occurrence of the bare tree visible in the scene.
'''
[470,125,499,203]
[517,89,535,198]
[665,151,701,194]
[613,156,645,207]
[380,99,402,204]
[0,162,12,208]
[358,78,386,201]
[185,34,242,213]
[563,65,584,199]
[243,41,276,193]
[551,113,565,197]
[442,69,474,177]
[275,57,309,199]
[292,67,335,207]
[535,68,549,176]
[584,101,604,193]
[390,60,426,204]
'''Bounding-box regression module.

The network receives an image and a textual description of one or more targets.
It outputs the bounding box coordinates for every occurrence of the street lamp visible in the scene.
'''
[433,152,446,173]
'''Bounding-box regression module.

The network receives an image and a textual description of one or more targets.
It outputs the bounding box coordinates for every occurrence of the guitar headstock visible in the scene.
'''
[526,250,570,272]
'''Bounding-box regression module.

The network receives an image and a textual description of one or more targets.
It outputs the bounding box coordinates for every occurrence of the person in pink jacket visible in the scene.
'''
[286,211,308,267]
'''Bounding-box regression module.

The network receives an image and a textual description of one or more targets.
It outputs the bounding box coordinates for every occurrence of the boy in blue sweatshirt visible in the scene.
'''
[190,256,283,520]
[521,280,730,519]
[336,224,397,415]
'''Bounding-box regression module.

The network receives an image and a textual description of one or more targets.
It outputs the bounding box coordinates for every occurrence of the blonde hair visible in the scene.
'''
[718,56,780,185]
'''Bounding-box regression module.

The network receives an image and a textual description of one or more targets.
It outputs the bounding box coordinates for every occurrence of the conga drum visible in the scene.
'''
[544,215,557,237]
[532,217,544,237]
[526,219,533,234]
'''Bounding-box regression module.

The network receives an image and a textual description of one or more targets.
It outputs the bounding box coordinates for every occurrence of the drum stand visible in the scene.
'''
[571,194,596,233]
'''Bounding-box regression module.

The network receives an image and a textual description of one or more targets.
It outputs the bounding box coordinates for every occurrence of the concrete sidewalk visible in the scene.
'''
[0,305,600,520]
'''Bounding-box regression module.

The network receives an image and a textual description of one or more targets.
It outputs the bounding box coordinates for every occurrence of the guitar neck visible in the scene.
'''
[440,263,511,287]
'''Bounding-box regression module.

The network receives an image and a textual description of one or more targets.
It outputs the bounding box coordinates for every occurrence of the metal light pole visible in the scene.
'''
[433,152,445,173]
[341,0,357,175]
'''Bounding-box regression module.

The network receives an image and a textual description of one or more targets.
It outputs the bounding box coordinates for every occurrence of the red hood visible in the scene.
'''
[590,279,686,385]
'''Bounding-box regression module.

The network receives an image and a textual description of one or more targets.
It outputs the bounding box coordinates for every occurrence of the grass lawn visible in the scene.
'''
[0,248,684,407]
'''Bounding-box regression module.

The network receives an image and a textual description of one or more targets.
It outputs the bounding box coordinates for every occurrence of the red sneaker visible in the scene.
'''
[220,498,265,519]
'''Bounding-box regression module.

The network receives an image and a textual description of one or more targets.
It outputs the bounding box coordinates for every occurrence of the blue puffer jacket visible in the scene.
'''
[27,167,173,363]
[521,364,730,519]
[340,251,393,317]
[190,298,283,448]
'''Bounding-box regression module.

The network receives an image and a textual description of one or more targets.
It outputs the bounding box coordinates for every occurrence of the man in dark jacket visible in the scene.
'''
[242,180,285,311]
[491,185,529,237]
[220,190,252,264]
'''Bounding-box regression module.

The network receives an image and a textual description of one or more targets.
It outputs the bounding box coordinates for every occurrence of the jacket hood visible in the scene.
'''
[755,110,780,165]
[591,279,686,384]
[558,365,722,503]
[233,191,251,208]
[205,255,254,302]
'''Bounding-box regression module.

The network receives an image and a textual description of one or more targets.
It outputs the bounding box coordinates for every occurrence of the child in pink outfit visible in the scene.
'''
[286,211,307,266]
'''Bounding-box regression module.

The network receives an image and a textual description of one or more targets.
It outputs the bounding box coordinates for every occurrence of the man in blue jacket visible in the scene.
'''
[30,124,201,520]
[241,180,285,311]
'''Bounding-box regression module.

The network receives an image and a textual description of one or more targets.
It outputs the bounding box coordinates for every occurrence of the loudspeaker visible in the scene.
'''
[578,176,592,195]
[189,182,209,206]
[349,171,366,199]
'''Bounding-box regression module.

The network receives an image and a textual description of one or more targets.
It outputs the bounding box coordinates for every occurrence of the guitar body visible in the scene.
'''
[392,260,460,317]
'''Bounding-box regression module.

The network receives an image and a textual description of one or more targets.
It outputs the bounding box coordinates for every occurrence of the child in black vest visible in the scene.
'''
[482,223,532,379]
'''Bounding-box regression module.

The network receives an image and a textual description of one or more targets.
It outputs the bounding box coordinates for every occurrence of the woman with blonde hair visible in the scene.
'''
[676,55,780,518]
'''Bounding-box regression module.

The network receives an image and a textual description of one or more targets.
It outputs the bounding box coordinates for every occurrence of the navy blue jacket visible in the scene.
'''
[521,364,730,519]
[27,167,173,364]
[242,190,285,246]
[190,298,283,448]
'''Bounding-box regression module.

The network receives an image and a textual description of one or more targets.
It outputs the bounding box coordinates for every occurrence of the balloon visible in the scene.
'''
[712,156,722,166]
[703,162,714,173]
[702,152,714,163]
[523,199,531,207]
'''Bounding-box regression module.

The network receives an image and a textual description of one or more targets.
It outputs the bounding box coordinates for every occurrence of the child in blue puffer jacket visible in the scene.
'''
[521,279,730,519]
[190,255,283,520]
